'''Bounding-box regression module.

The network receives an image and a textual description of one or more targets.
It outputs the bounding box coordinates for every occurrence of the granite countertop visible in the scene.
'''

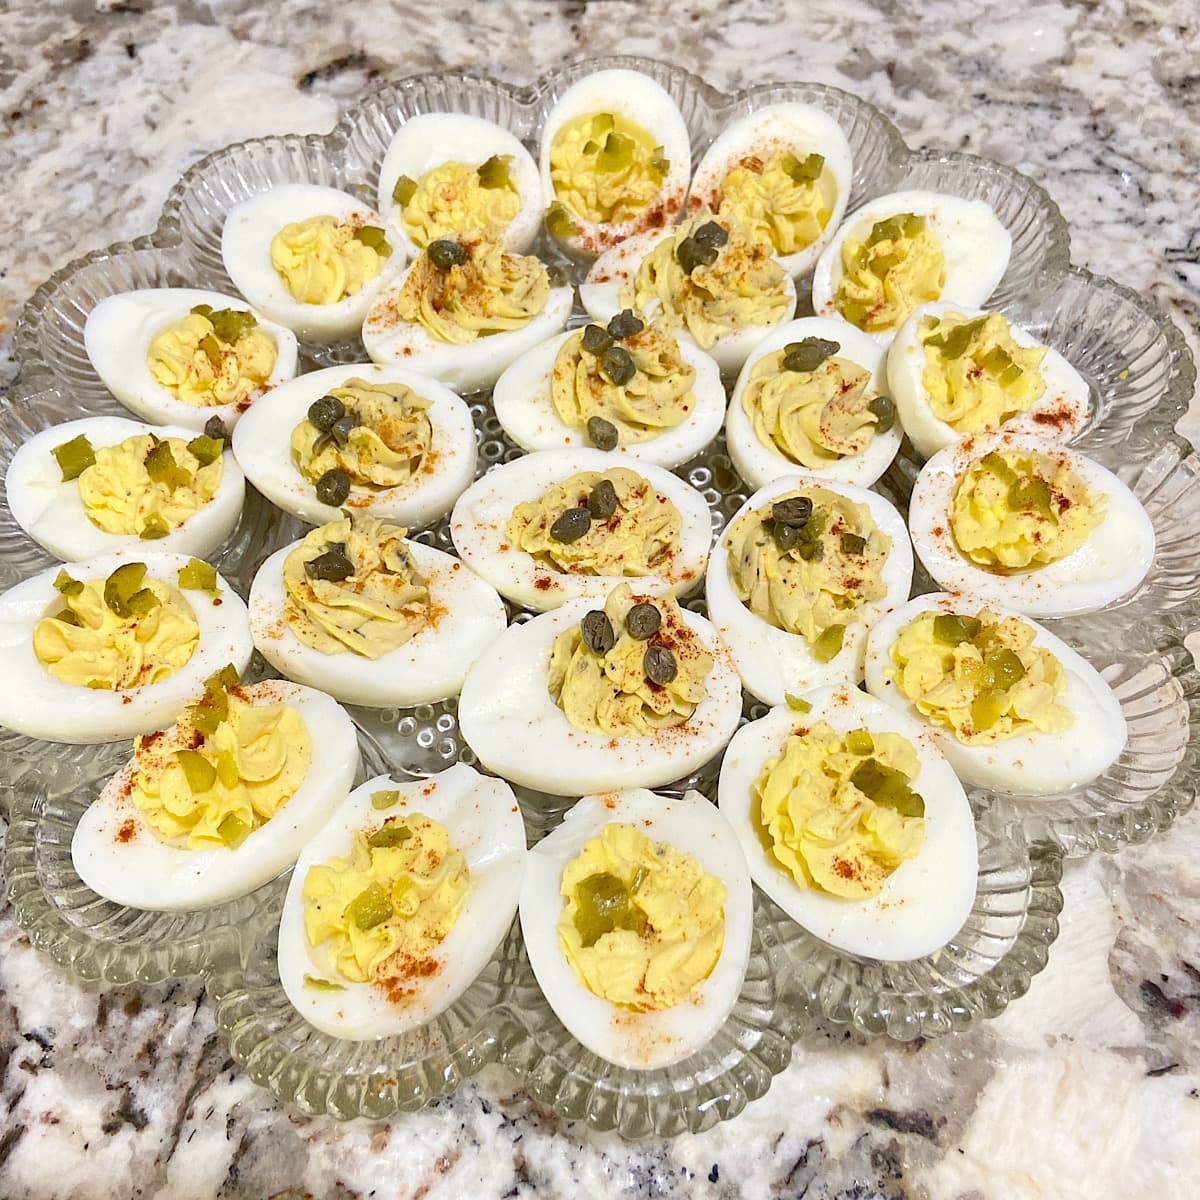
[1,1,1198,1197]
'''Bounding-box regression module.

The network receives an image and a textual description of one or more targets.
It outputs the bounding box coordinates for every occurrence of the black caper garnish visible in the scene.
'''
[304,547,355,582]
[692,221,729,249]
[782,337,840,373]
[599,345,636,386]
[428,239,468,269]
[773,521,803,551]
[315,468,351,507]
[626,602,661,641]
[587,416,619,450]
[643,644,678,685]
[581,610,615,656]
[330,413,357,447]
[868,394,897,434]
[308,395,346,432]
[771,495,814,528]
[587,479,618,520]
[580,323,614,355]
[840,532,867,555]
[203,415,228,442]
[550,506,592,543]
[675,235,719,275]
[606,309,644,340]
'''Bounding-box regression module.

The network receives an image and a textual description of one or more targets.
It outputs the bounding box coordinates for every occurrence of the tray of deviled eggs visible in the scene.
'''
[2,56,1198,1136]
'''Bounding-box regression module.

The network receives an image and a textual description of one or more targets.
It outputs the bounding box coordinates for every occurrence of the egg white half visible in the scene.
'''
[84,288,299,432]
[519,787,752,1069]
[864,592,1128,794]
[231,363,476,529]
[71,680,359,910]
[278,764,526,1040]
[811,190,1013,345]
[908,432,1155,617]
[458,596,743,795]
[706,475,913,707]
[491,329,726,469]
[0,551,253,743]
[222,184,400,342]
[579,230,798,374]
[377,113,544,257]
[717,685,977,961]
[450,448,712,612]
[688,102,854,277]
[725,317,899,490]
[249,537,507,707]
[6,416,245,562]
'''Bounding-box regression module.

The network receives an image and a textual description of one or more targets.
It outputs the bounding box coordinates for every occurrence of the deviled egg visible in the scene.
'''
[706,476,913,707]
[7,415,244,561]
[688,103,854,277]
[725,317,900,489]
[811,190,1012,344]
[84,288,299,432]
[378,113,544,257]
[279,764,526,1039]
[908,432,1155,617]
[580,214,797,373]
[232,363,476,529]
[718,685,977,961]
[222,184,399,342]
[491,309,725,469]
[72,677,359,910]
[362,231,574,391]
[519,787,752,1069]
[540,67,691,258]
[888,302,1091,459]
[458,582,742,795]
[0,552,252,743]
[864,592,1127,794]
[450,447,712,611]
[249,512,506,707]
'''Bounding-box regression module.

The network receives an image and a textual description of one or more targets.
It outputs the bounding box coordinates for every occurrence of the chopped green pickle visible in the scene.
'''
[545,201,578,239]
[998,363,1025,388]
[53,434,96,481]
[925,316,987,360]
[592,113,615,134]
[370,789,401,810]
[845,728,874,756]
[216,749,240,790]
[782,151,825,183]
[649,146,670,176]
[53,569,84,596]
[980,345,1013,375]
[354,225,392,257]
[178,558,218,592]
[176,749,216,794]
[199,332,224,369]
[392,174,417,206]
[811,623,846,663]
[840,532,867,556]
[191,689,229,737]
[868,251,901,279]
[192,305,257,345]
[850,757,925,818]
[477,154,512,189]
[985,648,1026,690]
[139,514,169,540]
[347,882,393,931]
[104,562,150,617]
[932,613,983,645]
[970,690,1007,733]
[303,974,346,993]
[217,813,251,849]
[186,434,224,466]
[596,131,635,173]
[144,441,192,491]
[207,663,240,692]
[367,822,414,849]
[53,606,82,627]
[979,451,1018,485]
[573,871,649,948]
[784,693,813,713]
[1008,475,1055,519]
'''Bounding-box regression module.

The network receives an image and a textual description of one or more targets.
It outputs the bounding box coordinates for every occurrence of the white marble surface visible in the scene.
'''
[1,1,1199,1197]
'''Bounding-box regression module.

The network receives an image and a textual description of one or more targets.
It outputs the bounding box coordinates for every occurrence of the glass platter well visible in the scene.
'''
[3,55,1197,1134]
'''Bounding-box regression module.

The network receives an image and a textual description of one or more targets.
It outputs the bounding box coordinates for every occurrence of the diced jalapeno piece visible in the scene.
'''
[1008,474,1054,518]
[586,416,619,451]
[580,323,614,354]
[970,690,1007,733]
[427,238,468,269]
[54,569,84,596]
[581,609,615,656]
[932,613,983,645]
[53,434,96,481]
[217,813,251,849]
[596,130,635,173]
[145,441,192,491]
[477,154,512,189]
[840,532,867,556]
[985,648,1026,690]
[367,822,414,848]
[782,151,825,183]
[551,506,592,543]
[315,468,352,508]
[784,693,812,713]
[607,309,645,340]
[692,221,729,250]
[573,871,647,948]
[599,345,636,386]
[812,624,845,663]
[303,974,345,992]
[176,749,216,794]
[545,201,578,239]
[392,174,417,206]
[354,225,392,257]
[139,513,169,540]
[178,558,218,592]
[587,479,618,520]
[104,562,148,617]
[186,434,224,466]
[868,395,897,434]
[348,882,393,930]
[782,337,840,373]
[370,789,401,809]
[845,728,874,756]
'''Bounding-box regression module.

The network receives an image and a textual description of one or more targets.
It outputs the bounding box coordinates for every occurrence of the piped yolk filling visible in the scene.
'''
[716,148,835,256]
[270,214,391,306]
[835,213,945,333]
[393,157,520,248]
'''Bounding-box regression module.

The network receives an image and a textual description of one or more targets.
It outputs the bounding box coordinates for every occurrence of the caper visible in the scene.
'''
[307,395,346,432]
[203,415,229,442]
[782,337,840,373]
[643,644,677,685]
[868,395,897,433]
[580,323,614,355]
[599,345,636,387]
[771,495,814,528]
[626,602,661,641]
[606,309,644,341]
[587,479,618,520]
[692,221,729,249]
[550,506,592,543]
[314,468,351,507]
[581,610,615,656]
[840,532,867,556]
[587,416,619,450]
[675,235,718,275]
[428,238,468,269]
[304,547,355,582]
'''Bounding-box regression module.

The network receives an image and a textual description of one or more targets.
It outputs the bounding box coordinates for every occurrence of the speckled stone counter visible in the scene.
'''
[1,2,1198,1197]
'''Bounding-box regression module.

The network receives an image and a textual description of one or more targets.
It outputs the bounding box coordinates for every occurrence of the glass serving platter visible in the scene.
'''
[3,55,1197,1134]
